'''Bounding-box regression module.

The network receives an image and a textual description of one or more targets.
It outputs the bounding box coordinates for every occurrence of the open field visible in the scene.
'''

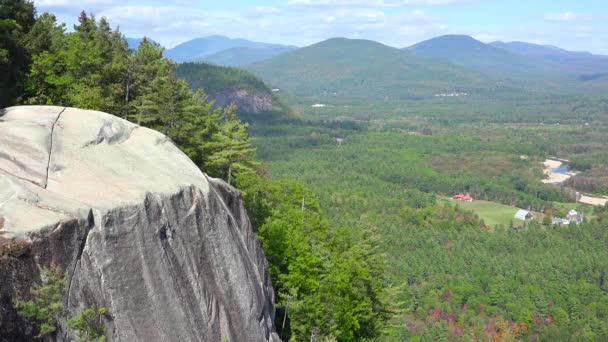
[439,198,542,227]
[579,193,608,206]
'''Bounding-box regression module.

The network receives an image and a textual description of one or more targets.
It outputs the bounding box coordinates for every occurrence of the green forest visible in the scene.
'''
[247,97,608,341]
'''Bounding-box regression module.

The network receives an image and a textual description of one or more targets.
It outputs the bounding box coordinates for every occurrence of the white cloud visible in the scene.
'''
[88,1,446,49]
[95,6,216,47]
[32,0,608,54]
[35,0,119,6]
[473,33,501,42]
[397,0,470,4]
[288,0,472,7]
[544,12,584,22]
[288,0,385,7]
[241,6,282,19]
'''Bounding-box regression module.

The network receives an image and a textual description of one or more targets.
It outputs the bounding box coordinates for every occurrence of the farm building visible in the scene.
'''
[514,209,533,221]
[452,194,474,202]
[552,217,570,225]
[551,209,583,225]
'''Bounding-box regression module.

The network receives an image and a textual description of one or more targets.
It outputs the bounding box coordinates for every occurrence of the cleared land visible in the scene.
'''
[579,194,608,206]
[440,198,540,227]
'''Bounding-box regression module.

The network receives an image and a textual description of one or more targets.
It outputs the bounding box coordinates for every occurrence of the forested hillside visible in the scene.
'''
[246,37,495,100]
[406,35,608,93]
[405,35,553,77]
[248,41,608,339]
[176,62,293,121]
[251,96,608,340]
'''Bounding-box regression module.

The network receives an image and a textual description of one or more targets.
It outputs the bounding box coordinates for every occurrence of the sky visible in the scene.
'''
[34,0,608,54]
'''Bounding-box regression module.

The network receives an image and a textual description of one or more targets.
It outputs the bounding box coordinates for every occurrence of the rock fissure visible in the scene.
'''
[44,107,66,189]
[66,210,94,307]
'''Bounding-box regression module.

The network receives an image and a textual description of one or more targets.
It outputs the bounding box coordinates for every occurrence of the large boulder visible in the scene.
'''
[0,106,279,342]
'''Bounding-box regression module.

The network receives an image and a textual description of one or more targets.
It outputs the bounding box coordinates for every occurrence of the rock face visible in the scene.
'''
[208,89,275,114]
[0,106,279,342]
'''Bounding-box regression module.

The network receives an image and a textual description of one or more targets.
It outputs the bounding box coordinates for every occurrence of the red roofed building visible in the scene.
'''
[452,194,474,202]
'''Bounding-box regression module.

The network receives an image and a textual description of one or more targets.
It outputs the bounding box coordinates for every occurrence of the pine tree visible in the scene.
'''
[129,38,169,125]
[177,90,222,169]
[94,17,130,115]
[205,104,259,184]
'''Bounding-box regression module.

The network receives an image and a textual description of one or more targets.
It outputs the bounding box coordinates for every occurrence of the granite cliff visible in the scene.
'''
[0,106,280,341]
[208,88,275,114]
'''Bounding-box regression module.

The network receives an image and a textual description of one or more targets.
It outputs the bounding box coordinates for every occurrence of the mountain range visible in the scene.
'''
[405,35,552,78]
[161,35,296,63]
[405,35,608,90]
[200,46,297,67]
[133,34,608,101]
[245,37,494,100]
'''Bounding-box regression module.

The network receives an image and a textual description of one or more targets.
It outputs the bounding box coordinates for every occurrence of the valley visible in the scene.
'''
[247,92,608,339]
[173,34,608,338]
[3,1,608,339]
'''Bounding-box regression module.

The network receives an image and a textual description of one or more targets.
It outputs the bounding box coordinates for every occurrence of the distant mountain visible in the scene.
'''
[165,35,295,63]
[405,35,552,77]
[176,63,293,121]
[246,37,494,100]
[200,46,297,67]
[490,41,582,58]
[490,41,608,75]
[405,35,608,92]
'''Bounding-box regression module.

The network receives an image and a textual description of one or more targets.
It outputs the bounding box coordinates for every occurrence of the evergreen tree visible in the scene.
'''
[129,38,169,125]
[168,89,221,169]
[94,16,130,115]
[206,104,259,184]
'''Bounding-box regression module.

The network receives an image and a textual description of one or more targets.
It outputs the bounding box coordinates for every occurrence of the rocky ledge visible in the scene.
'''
[0,106,279,342]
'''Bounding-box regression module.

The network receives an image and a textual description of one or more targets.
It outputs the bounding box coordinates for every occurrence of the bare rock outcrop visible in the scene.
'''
[208,89,275,114]
[0,106,279,342]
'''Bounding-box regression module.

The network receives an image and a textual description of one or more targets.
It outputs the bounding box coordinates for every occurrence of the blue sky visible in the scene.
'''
[34,0,608,53]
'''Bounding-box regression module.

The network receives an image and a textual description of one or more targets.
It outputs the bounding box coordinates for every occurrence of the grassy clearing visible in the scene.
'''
[440,198,539,227]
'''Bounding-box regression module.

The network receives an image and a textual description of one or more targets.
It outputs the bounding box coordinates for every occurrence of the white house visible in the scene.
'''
[514,209,533,221]
[552,217,570,225]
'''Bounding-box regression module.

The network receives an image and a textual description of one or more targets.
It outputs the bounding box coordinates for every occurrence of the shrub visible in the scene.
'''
[14,266,66,338]
[68,306,108,342]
